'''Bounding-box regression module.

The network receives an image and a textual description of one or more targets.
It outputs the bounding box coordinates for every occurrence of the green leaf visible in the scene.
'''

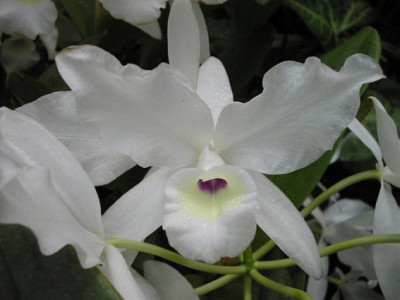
[284,0,374,47]
[0,224,122,300]
[6,72,52,106]
[57,0,97,39]
[267,26,382,208]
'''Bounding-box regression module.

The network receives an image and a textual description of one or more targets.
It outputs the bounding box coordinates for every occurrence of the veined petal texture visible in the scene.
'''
[0,108,104,238]
[0,166,105,269]
[18,92,135,186]
[214,54,384,174]
[56,45,213,168]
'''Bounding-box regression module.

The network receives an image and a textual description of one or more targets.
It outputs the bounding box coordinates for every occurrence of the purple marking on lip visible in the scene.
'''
[198,178,228,195]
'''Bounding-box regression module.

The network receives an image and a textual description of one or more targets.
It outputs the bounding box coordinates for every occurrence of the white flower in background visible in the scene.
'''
[307,199,378,300]
[349,98,400,300]
[19,0,383,279]
[0,36,40,72]
[0,108,198,300]
[98,0,167,39]
[0,0,58,59]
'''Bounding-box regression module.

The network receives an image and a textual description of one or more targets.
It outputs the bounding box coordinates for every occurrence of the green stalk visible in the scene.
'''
[249,269,312,300]
[195,274,241,295]
[107,238,246,274]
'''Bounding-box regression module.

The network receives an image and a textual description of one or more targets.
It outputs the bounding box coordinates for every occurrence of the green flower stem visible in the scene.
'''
[301,169,380,218]
[243,275,252,300]
[253,170,381,261]
[249,269,312,300]
[195,274,241,295]
[254,234,400,270]
[327,276,342,287]
[107,238,247,274]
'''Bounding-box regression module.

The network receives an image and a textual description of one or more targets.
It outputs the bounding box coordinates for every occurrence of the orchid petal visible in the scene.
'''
[306,239,329,300]
[103,168,174,241]
[18,92,135,186]
[134,20,162,40]
[348,118,383,168]
[168,0,201,88]
[100,244,147,299]
[0,108,104,237]
[192,0,210,63]
[373,184,400,300]
[249,171,322,278]
[0,167,105,268]
[0,36,40,72]
[340,280,384,300]
[144,261,199,300]
[39,26,58,59]
[129,268,161,300]
[55,45,213,168]
[215,54,384,174]
[0,0,57,40]
[197,57,233,124]
[372,98,400,176]
[99,0,166,26]
[163,166,258,263]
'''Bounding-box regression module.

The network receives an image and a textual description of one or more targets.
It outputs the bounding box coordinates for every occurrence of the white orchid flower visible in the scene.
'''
[98,0,167,39]
[0,0,58,59]
[0,36,40,72]
[348,98,400,300]
[19,0,383,279]
[0,108,198,300]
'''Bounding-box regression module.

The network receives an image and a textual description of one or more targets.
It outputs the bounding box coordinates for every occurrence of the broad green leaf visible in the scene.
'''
[0,224,122,300]
[284,0,374,47]
[267,27,382,208]
[58,0,97,39]
[6,72,52,106]
[38,63,70,92]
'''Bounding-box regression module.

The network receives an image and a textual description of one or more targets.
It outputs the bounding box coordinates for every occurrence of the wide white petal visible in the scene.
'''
[372,98,400,175]
[0,167,105,269]
[100,244,147,299]
[0,0,57,40]
[56,45,213,168]
[163,166,258,263]
[323,198,373,227]
[168,0,201,88]
[197,57,233,124]
[373,184,400,300]
[144,261,199,300]
[18,91,135,186]
[0,108,104,237]
[348,118,383,168]
[99,0,166,26]
[103,168,174,241]
[215,54,384,174]
[249,171,322,278]
[0,36,40,72]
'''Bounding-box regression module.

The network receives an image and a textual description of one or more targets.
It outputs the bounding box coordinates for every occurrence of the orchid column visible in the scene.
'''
[19,0,384,279]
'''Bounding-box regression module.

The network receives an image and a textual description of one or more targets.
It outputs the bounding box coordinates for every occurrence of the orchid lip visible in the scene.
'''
[197,178,227,195]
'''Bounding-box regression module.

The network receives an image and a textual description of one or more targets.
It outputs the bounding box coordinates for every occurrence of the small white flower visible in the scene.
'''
[0,0,58,59]
[0,108,198,300]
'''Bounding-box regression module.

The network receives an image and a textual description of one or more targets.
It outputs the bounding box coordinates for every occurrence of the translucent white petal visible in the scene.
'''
[348,118,383,168]
[56,45,213,168]
[0,167,105,269]
[134,20,162,40]
[130,268,161,300]
[0,0,57,42]
[306,239,329,300]
[215,54,384,174]
[249,171,322,278]
[103,168,174,241]
[0,108,104,237]
[99,0,166,26]
[373,184,400,300]
[163,166,258,263]
[18,91,135,186]
[372,98,400,176]
[144,261,199,300]
[168,0,201,88]
[196,57,233,124]
[100,244,147,299]
[0,36,40,72]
